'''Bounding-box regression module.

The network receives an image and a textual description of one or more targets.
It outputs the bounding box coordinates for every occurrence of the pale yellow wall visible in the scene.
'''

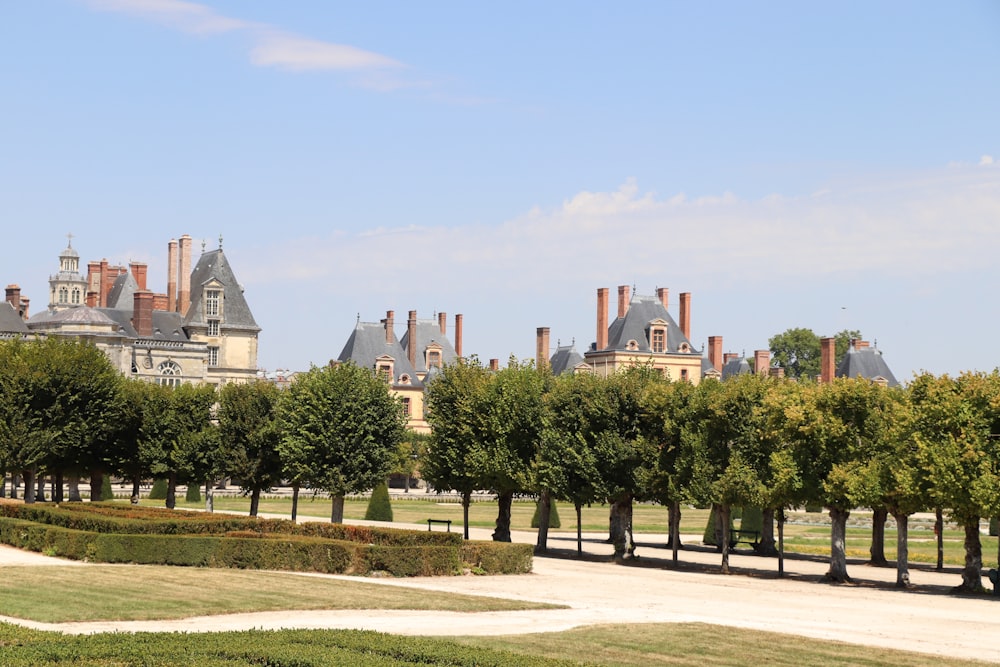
[584,350,704,385]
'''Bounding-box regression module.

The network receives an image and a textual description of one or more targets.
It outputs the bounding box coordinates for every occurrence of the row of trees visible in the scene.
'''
[423,356,1000,592]
[0,338,407,521]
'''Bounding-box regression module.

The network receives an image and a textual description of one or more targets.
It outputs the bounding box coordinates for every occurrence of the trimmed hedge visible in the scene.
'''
[461,542,534,574]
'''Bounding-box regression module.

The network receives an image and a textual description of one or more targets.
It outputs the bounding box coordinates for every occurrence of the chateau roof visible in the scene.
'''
[106,271,139,310]
[185,249,259,330]
[550,343,585,376]
[837,345,899,387]
[400,318,458,373]
[604,294,694,354]
[0,302,29,334]
[338,321,422,388]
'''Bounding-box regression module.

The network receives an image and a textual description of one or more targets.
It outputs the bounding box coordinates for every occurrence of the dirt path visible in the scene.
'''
[2,525,999,663]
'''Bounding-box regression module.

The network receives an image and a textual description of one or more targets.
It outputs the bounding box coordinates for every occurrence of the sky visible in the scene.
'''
[2,1,999,380]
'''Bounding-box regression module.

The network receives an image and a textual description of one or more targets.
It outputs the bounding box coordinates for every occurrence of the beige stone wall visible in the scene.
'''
[584,350,704,385]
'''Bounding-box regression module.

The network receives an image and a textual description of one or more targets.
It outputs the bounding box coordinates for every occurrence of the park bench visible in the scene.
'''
[729,529,760,550]
[427,518,452,532]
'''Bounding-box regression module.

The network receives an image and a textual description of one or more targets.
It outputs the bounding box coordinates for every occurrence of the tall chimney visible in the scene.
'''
[100,260,116,307]
[130,262,148,291]
[454,314,463,357]
[754,349,770,375]
[167,239,178,312]
[617,285,630,319]
[708,335,723,372]
[407,310,417,368]
[5,285,20,313]
[86,261,101,302]
[820,337,836,383]
[656,287,669,311]
[723,352,739,365]
[384,310,395,345]
[438,312,447,336]
[596,287,609,351]
[86,292,97,308]
[177,234,192,315]
[153,294,169,311]
[679,292,692,341]
[489,358,499,371]
[536,327,550,370]
[133,291,154,337]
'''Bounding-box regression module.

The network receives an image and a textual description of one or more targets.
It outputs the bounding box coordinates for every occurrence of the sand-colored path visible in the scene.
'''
[2,525,999,663]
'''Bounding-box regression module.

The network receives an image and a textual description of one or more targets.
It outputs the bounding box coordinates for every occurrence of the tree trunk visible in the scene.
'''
[534,489,551,554]
[892,510,911,587]
[669,500,681,565]
[291,483,300,521]
[493,490,513,542]
[131,475,141,501]
[249,487,260,517]
[575,501,583,556]
[824,506,851,582]
[870,507,888,566]
[0,469,5,498]
[166,473,177,509]
[777,508,786,577]
[22,469,35,504]
[935,508,944,571]
[462,491,471,540]
[9,474,17,500]
[330,494,345,523]
[36,474,46,502]
[956,518,984,593]
[89,469,103,502]
[608,495,632,560]
[757,507,777,556]
[53,471,64,503]
[67,474,81,502]
[205,480,214,513]
[719,503,732,575]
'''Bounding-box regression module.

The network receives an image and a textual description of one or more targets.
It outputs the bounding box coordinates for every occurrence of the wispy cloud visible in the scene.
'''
[85,0,406,86]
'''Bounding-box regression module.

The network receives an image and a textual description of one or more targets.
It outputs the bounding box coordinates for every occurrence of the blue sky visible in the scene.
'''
[3,1,999,379]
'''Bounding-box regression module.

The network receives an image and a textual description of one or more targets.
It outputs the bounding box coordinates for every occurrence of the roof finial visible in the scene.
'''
[572,336,576,346]
[356,312,360,325]
[218,234,223,250]
[66,232,74,248]
[201,239,206,253]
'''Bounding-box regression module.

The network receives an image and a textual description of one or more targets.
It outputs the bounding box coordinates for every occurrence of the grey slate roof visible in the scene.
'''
[98,308,190,341]
[0,302,29,334]
[338,321,422,388]
[399,319,458,373]
[106,271,139,310]
[184,249,260,330]
[700,354,716,376]
[721,356,752,380]
[604,294,695,354]
[28,306,117,327]
[549,343,585,376]
[837,347,899,387]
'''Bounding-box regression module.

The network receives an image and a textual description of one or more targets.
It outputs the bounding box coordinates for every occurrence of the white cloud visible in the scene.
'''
[85,0,405,81]
[980,155,995,166]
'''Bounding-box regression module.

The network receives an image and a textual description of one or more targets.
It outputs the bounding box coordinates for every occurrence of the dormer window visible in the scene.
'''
[647,318,668,354]
[375,355,395,383]
[205,289,222,317]
[425,344,443,370]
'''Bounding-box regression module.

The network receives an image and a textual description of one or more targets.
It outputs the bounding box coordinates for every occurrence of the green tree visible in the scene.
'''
[769,328,861,379]
[392,430,429,493]
[364,482,393,521]
[278,362,406,523]
[423,357,491,539]
[217,380,283,517]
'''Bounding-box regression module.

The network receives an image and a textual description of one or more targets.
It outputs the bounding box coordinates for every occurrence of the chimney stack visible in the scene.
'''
[384,310,395,345]
[489,358,499,371]
[617,285,630,319]
[656,287,669,311]
[133,291,155,337]
[153,294,168,311]
[454,314,463,357]
[678,292,692,340]
[99,260,117,307]
[754,349,770,375]
[177,234,192,315]
[167,239,178,312]
[407,310,417,368]
[724,352,740,365]
[769,366,785,379]
[820,337,836,383]
[86,292,97,308]
[5,285,20,313]
[596,288,609,351]
[438,312,447,336]
[130,262,148,291]
[536,327,550,370]
[20,297,28,320]
[708,335,723,372]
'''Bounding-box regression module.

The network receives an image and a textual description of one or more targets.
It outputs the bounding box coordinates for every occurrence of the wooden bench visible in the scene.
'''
[427,518,452,532]
[729,529,760,549]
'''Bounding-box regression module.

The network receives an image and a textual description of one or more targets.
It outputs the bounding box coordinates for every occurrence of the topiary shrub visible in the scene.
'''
[530,499,561,529]
[148,479,168,500]
[100,476,114,501]
[185,483,201,503]
[364,483,393,522]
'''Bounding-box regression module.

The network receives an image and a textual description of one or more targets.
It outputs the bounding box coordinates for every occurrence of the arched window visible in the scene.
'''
[71,288,81,304]
[58,286,68,304]
[157,360,182,387]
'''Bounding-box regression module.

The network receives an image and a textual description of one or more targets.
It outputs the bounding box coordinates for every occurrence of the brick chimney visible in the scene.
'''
[656,287,669,311]
[454,314,463,357]
[167,238,178,312]
[679,292,691,340]
[536,327,550,369]
[5,285,20,313]
[438,312,447,336]
[86,291,97,308]
[754,349,770,375]
[384,310,395,345]
[407,310,417,368]
[489,358,499,371]
[769,366,785,379]
[100,260,117,307]
[130,262,148,291]
[853,339,870,350]
[152,294,169,311]
[724,352,740,365]
[177,234,192,315]
[617,285,630,319]
[133,291,155,337]
[708,335,723,372]
[19,297,28,319]
[596,287,609,351]
[87,260,101,299]
[820,337,836,383]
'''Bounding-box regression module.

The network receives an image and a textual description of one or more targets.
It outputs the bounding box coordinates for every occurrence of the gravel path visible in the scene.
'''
[2,525,999,663]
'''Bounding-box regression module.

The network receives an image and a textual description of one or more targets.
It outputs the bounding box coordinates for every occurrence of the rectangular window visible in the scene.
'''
[207,320,220,336]
[377,364,392,381]
[427,350,441,369]
[205,289,221,316]
[208,346,219,367]
[652,329,666,353]
[402,397,412,416]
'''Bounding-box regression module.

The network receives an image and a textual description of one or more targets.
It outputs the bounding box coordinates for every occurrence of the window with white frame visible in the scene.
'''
[205,289,221,317]
[208,346,219,367]
[157,360,182,387]
[207,319,220,336]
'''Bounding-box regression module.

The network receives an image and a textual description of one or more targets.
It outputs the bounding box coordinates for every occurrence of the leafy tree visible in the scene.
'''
[392,430,429,493]
[217,380,283,517]
[769,328,861,379]
[423,357,491,539]
[278,362,406,523]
